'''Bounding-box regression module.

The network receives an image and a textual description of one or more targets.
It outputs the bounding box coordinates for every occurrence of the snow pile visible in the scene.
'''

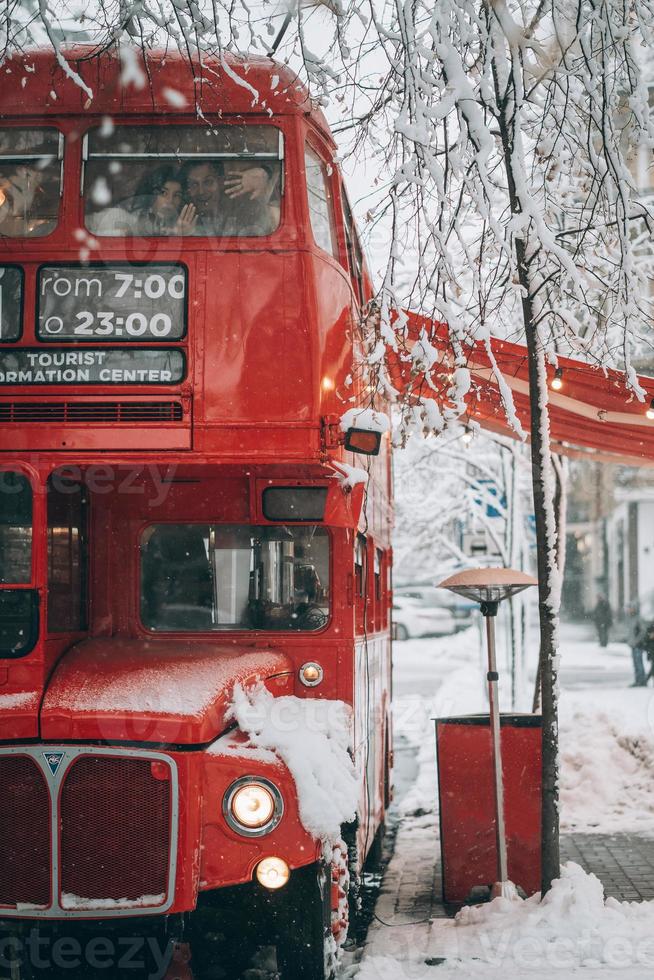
[61,893,164,911]
[358,864,654,978]
[340,407,390,433]
[228,683,359,841]
[559,703,654,833]
[448,862,654,972]
[331,460,369,489]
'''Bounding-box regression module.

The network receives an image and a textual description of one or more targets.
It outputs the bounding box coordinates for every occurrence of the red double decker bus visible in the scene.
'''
[0,47,393,979]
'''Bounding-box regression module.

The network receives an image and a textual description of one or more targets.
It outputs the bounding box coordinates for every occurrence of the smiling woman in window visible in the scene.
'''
[87,165,198,237]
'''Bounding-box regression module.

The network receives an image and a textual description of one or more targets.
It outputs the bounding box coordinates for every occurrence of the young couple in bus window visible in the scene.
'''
[87,160,279,238]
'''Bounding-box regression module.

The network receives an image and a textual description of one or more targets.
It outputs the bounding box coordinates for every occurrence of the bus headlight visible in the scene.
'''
[223,776,284,837]
[256,856,290,890]
[299,661,323,687]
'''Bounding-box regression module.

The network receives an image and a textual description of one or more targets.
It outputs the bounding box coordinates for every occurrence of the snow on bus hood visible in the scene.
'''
[40,639,294,744]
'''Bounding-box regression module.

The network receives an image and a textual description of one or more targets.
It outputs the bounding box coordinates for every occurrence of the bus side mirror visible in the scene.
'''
[344,428,382,457]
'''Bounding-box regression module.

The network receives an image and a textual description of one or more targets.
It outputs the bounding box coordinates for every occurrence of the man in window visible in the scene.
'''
[183,160,275,236]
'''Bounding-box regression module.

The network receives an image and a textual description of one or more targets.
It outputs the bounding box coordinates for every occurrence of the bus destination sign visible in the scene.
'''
[0,349,185,385]
[37,265,186,342]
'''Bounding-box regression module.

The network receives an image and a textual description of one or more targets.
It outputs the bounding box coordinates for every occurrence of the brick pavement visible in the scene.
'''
[354,808,654,975]
[561,833,654,903]
[366,823,654,932]
[348,814,447,971]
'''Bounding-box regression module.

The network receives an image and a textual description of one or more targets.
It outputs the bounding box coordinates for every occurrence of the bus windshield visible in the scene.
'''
[0,128,62,238]
[85,125,283,238]
[141,524,329,632]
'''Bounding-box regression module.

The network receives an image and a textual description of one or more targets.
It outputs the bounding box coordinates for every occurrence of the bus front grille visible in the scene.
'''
[0,757,51,909]
[0,749,177,916]
[59,756,172,910]
[0,401,184,423]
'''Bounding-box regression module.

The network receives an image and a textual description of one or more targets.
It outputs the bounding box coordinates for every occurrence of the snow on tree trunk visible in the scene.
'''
[523,298,563,896]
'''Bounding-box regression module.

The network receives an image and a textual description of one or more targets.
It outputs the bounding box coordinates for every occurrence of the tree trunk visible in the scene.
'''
[532,454,566,714]
[516,240,561,895]
[477,12,562,893]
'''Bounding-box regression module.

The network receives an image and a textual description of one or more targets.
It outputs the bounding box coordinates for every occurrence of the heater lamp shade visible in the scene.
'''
[438,567,537,604]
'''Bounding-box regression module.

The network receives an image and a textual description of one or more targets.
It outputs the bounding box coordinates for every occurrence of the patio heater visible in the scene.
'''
[438,567,537,898]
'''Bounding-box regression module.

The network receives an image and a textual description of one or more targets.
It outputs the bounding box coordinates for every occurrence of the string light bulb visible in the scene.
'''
[646,398,654,421]
[462,426,473,446]
[551,368,564,391]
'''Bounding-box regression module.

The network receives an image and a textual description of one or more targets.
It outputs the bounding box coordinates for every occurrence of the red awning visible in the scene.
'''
[387,312,654,467]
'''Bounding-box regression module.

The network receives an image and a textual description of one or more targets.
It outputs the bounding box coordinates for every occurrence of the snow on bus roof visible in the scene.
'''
[0,46,332,141]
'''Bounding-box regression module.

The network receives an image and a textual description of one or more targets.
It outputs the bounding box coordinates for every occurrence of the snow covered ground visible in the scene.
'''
[352,619,654,979]
[558,627,654,836]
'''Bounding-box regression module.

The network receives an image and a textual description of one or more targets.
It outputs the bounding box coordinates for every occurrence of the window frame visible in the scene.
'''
[0,467,39,659]
[0,265,24,344]
[342,191,365,306]
[261,485,329,523]
[354,532,367,599]
[0,126,64,240]
[304,141,338,258]
[374,547,383,602]
[137,520,333,636]
[82,122,285,241]
[46,477,89,635]
[0,590,40,659]
[0,469,34,586]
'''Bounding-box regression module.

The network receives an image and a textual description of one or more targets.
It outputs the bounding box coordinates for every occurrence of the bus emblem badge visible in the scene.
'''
[44,752,65,776]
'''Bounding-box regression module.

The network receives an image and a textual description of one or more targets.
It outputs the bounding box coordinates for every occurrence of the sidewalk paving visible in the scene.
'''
[354,818,654,980]
[370,822,654,933]
[561,833,654,902]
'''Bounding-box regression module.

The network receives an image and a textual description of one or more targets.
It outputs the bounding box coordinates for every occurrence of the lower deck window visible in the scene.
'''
[140,524,329,632]
[0,472,32,584]
[0,471,38,657]
[47,479,87,633]
[0,590,39,657]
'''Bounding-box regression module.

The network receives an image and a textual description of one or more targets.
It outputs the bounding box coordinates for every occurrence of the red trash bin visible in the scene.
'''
[435,713,542,904]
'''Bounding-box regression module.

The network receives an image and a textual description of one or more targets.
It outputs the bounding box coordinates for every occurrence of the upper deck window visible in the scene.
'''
[85,125,283,238]
[0,128,62,239]
[343,194,365,304]
[304,146,337,257]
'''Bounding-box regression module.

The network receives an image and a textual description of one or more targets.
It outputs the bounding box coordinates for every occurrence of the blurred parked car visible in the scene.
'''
[392,594,458,640]
[395,585,475,629]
